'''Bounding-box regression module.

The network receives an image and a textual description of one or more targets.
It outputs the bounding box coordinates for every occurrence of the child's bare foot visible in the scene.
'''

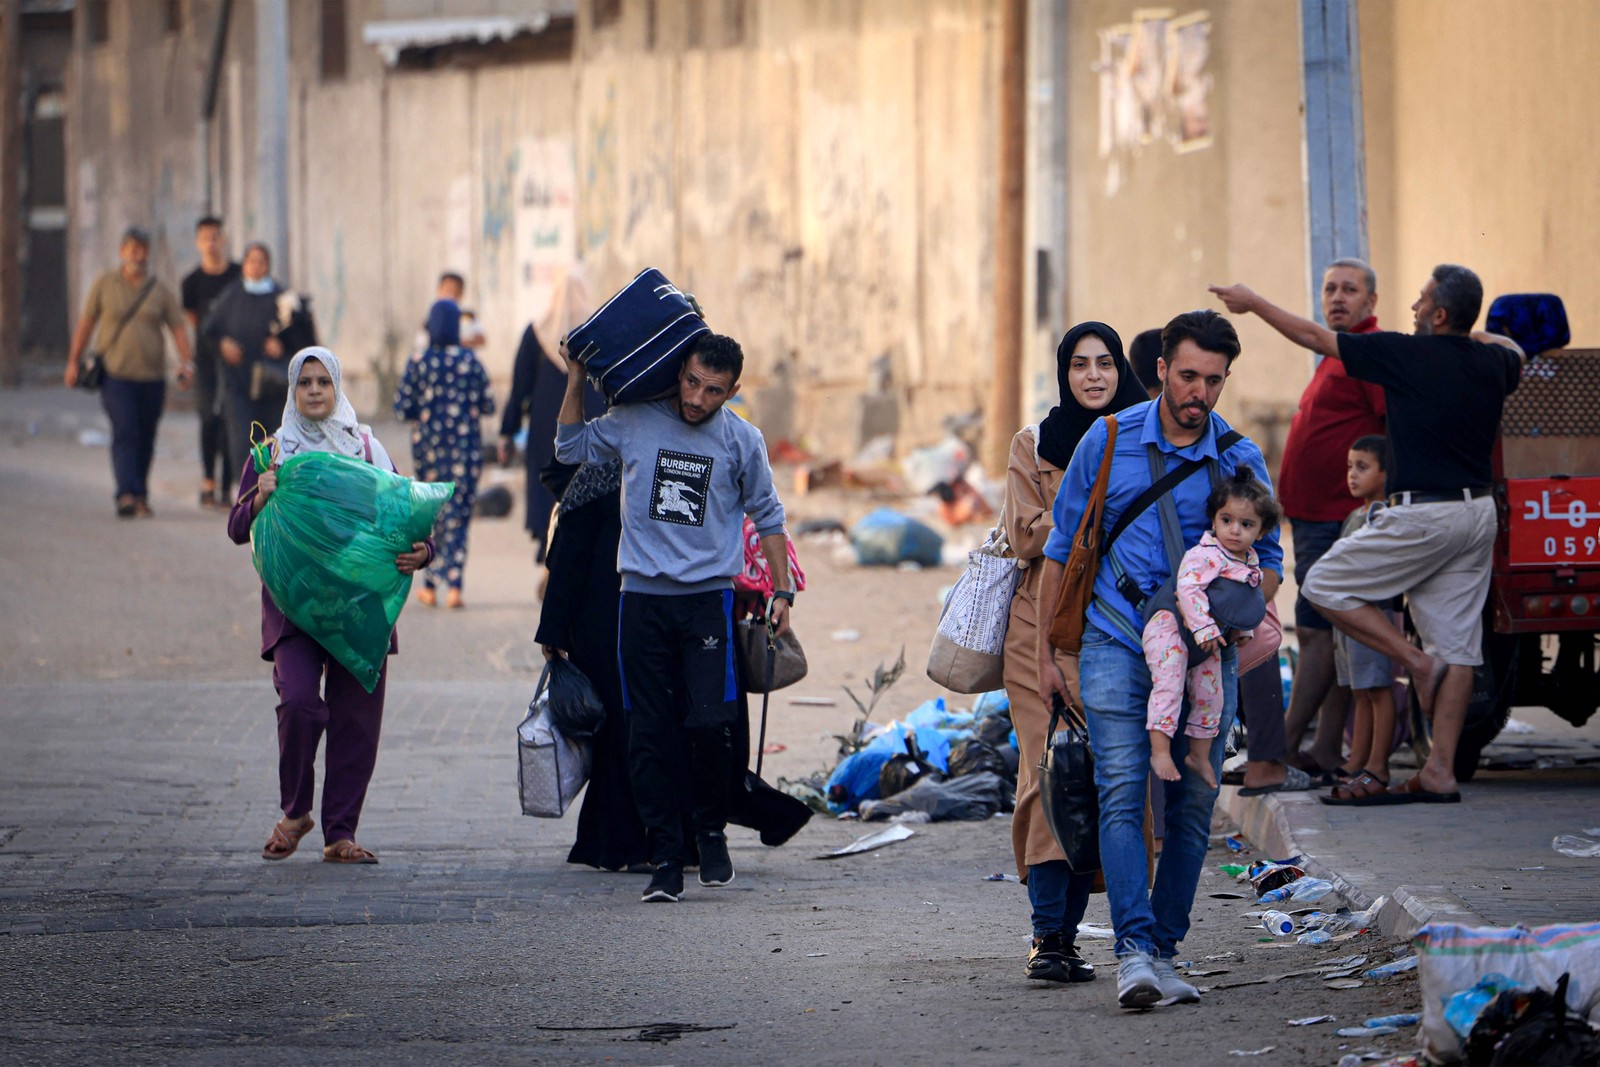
[1183,748,1218,789]
[1149,731,1181,781]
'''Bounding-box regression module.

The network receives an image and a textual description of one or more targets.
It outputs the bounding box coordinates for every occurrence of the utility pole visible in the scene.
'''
[988,0,1026,474]
[1,0,24,387]
[1300,0,1368,327]
[255,0,289,267]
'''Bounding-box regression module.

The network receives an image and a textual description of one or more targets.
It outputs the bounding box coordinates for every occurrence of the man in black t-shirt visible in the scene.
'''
[1210,265,1523,805]
[181,216,242,507]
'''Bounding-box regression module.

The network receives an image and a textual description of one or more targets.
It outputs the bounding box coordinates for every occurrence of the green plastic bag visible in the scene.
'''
[250,451,453,692]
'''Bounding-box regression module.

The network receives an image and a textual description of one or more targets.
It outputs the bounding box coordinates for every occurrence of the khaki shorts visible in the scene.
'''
[1302,496,1496,666]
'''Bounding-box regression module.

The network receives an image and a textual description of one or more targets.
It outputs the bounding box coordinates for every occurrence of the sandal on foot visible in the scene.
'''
[261,816,314,860]
[323,840,379,864]
[417,587,437,607]
[1237,765,1316,797]
[1320,771,1391,806]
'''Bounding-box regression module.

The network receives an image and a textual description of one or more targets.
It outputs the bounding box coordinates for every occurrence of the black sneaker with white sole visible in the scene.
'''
[641,862,684,903]
[696,832,735,887]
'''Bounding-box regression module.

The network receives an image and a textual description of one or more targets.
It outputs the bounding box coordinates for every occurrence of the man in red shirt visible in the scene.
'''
[1272,260,1386,784]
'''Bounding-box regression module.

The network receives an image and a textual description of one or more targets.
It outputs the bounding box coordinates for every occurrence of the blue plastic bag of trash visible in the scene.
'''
[251,451,453,693]
[905,696,975,733]
[850,508,944,567]
[826,722,953,812]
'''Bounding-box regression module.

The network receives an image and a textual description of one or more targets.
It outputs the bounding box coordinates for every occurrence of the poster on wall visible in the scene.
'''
[513,137,578,332]
[1097,8,1213,162]
[1168,11,1214,153]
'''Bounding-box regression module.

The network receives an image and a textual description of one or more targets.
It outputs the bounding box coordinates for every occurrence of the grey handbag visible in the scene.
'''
[516,666,593,818]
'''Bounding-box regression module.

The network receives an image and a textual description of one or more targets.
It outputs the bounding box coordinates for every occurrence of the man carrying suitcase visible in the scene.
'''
[556,332,795,902]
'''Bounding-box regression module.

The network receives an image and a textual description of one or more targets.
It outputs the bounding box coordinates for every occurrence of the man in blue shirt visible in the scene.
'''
[1036,310,1283,1010]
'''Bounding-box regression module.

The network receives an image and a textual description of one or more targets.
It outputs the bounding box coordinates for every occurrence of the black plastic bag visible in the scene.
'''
[1468,973,1600,1066]
[948,738,1009,781]
[858,771,1008,822]
[1038,695,1101,874]
[879,731,940,798]
[543,658,605,739]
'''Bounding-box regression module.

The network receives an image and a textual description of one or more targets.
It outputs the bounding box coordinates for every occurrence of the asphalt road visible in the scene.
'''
[0,395,1426,1065]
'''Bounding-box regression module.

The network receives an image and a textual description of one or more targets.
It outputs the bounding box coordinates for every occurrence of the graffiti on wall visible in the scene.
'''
[1097,8,1213,165]
[515,137,577,329]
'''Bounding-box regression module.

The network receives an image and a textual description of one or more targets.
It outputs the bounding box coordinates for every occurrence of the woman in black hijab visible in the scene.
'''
[1005,321,1148,984]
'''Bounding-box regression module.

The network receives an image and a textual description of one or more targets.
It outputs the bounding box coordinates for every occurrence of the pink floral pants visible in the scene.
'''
[1142,609,1224,739]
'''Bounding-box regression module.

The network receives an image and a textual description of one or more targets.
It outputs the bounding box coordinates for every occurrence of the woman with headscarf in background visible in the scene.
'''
[395,299,495,609]
[500,266,605,568]
[1006,321,1149,985]
[205,242,294,466]
[228,347,433,864]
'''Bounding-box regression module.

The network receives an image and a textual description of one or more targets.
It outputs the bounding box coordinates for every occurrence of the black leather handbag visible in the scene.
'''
[1039,694,1101,874]
[736,618,807,693]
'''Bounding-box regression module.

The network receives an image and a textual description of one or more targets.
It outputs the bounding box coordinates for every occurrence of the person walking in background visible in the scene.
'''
[1127,328,1164,402]
[182,216,242,510]
[228,347,433,865]
[204,242,293,458]
[1322,435,1403,804]
[1211,264,1522,804]
[500,267,603,566]
[394,299,495,609]
[417,272,486,351]
[1037,310,1283,1010]
[1006,321,1147,987]
[1274,259,1387,786]
[63,226,194,518]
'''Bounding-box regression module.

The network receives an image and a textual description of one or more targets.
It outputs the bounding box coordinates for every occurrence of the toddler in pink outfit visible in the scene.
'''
[1146,470,1280,788]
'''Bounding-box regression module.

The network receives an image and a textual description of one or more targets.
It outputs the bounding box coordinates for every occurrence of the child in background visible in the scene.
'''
[1147,469,1278,789]
[1323,435,1404,805]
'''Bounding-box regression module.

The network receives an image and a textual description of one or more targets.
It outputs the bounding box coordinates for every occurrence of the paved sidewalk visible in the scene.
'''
[1223,706,1600,937]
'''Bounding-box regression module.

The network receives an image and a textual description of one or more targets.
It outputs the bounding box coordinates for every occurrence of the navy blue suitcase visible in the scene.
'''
[565,268,709,404]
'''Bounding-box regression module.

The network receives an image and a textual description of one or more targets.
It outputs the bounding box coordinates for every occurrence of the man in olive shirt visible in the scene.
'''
[64,227,194,517]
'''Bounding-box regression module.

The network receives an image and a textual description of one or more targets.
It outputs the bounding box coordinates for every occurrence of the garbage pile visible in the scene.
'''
[782,691,1020,825]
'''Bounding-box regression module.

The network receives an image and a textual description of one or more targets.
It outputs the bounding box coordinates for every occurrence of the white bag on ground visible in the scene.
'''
[1415,919,1600,1062]
[517,695,592,818]
[926,510,1020,694]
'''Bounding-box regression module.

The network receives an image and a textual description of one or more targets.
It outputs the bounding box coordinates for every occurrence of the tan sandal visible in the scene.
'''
[261,816,314,860]
[323,839,379,864]
[417,587,437,607]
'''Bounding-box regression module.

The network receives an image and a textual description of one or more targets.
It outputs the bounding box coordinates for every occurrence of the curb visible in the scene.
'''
[1220,786,1487,940]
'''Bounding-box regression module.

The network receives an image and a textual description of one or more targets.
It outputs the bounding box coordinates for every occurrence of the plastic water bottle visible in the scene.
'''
[1552,833,1600,857]
[1262,910,1295,936]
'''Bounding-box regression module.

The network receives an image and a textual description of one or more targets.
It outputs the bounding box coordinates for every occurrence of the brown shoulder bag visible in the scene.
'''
[1047,415,1118,654]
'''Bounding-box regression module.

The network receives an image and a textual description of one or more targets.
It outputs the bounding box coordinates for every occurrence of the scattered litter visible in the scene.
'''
[1205,952,1241,961]
[761,742,787,754]
[1339,1025,1399,1037]
[1552,833,1600,858]
[1364,955,1418,979]
[1364,1014,1420,1028]
[1288,1014,1336,1026]
[1228,1047,1275,1057]
[1442,974,1517,1039]
[983,872,1021,882]
[1225,835,1247,852]
[1183,968,1231,978]
[1500,717,1536,735]
[1325,979,1367,989]
[1260,875,1336,904]
[818,823,914,858]
[1076,923,1115,940]
[788,696,837,707]
[887,811,932,824]
[1219,863,1249,877]
[805,952,828,957]
[1314,955,1368,973]
[1518,865,1547,871]
[831,630,862,642]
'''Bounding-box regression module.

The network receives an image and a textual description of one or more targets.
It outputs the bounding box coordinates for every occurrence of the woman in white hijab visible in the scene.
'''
[227,346,432,865]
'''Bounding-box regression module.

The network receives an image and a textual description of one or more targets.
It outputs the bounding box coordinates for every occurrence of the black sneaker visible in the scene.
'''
[1026,931,1096,983]
[696,832,735,887]
[641,862,683,903]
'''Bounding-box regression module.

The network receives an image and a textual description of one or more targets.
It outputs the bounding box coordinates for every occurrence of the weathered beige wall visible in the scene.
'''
[1062,0,1310,465]
[1361,0,1600,345]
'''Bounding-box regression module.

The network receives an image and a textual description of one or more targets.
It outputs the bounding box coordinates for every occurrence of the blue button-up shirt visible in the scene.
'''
[1043,400,1283,654]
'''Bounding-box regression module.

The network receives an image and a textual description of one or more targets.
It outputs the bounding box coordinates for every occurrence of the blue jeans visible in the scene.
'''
[100,375,166,500]
[1079,623,1237,959]
[1027,859,1095,941]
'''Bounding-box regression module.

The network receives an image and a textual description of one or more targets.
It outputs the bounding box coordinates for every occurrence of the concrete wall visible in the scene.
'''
[1361,0,1600,346]
[1060,0,1310,467]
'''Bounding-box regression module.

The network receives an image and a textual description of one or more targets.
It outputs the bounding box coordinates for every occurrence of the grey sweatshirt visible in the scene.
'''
[555,399,787,594]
